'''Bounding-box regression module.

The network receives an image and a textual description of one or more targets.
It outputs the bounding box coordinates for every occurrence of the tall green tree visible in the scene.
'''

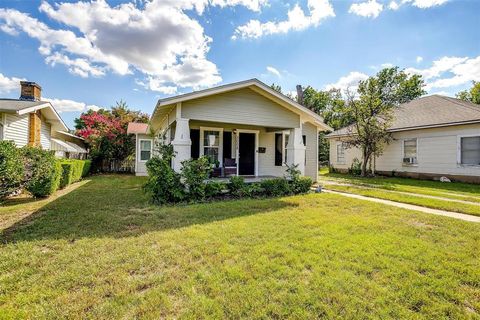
[342,67,426,176]
[456,81,480,104]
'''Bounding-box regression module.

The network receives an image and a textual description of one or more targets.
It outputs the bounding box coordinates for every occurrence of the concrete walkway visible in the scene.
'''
[323,189,480,223]
[323,181,480,206]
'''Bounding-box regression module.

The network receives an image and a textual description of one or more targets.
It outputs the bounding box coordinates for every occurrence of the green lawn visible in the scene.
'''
[324,184,480,217]
[1,175,480,319]
[320,172,480,202]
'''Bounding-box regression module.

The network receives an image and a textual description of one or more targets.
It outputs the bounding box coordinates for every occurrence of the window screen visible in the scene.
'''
[275,133,282,166]
[140,140,152,161]
[403,139,418,163]
[336,143,345,163]
[461,136,480,165]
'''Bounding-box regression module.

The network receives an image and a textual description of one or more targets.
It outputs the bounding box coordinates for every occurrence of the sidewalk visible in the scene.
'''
[323,189,480,223]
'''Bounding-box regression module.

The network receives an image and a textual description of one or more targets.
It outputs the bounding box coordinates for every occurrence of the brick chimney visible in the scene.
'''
[20,81,42,101]
[296,85,304,106]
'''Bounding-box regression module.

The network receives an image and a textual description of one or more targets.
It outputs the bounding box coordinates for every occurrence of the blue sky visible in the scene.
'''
[0,0,479,128]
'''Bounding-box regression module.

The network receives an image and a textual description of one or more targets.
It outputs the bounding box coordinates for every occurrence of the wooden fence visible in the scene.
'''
[98,159,135,173]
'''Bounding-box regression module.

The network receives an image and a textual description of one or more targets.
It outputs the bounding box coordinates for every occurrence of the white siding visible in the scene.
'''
[329,123,480,177]
[303,122,318,181]
[40,118,51,150]
[4,113,29,147]
[181,88,299,128]
[135,133,152,176]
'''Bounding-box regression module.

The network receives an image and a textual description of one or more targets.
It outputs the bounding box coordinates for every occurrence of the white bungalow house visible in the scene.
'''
[128,79,332,181]
[0,81,87,158]
[327,95,480,183]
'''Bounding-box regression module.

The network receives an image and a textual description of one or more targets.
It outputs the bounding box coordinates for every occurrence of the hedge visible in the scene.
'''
[0,141,25,201]
[22,147,62,198]
[59,159,92,189]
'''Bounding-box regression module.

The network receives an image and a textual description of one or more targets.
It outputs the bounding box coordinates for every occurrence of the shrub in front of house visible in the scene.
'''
[144,136,313,205]
[59,159,92,189]
[181,156,212,201]
[260,178,291,197]
[60,162,74,189]
[0,141,25,201]
[205,181,225,198]
[22,147,62,198]
[144,142,184,205]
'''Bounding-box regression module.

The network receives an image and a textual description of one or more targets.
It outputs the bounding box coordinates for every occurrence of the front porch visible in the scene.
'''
[169,118,307,178]
[207,175,278,183]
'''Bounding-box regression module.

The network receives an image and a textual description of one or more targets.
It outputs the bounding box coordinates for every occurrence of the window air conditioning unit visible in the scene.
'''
[403,157,417,164]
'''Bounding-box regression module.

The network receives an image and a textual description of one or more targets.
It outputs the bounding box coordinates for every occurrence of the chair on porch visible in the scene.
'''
[223,158,237,176]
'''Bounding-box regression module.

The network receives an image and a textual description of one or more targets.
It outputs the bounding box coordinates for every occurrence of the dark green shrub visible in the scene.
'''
[291,176,313,194]
[205,181,225,198]
[143,139,184,204]
[243,182,264,198]
[181,156,212,201]
[228,176,247,197]
[260,178,291,197]
[349,158,362,176]
[22,147,61,198]
[0,141,24,201]
[60,163,73,189]
[82,160,91,177]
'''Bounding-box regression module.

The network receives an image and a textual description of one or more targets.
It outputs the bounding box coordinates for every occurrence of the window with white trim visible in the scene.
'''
[140,140,152,161]
[460,136,480,165]
[284,133,290,164]
[336,142,345,164]
[202,129,221,165]
[403,139,418,164]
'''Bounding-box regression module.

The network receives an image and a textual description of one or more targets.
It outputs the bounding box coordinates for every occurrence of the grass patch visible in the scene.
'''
[321,172,480,203]
[1,175,479,318]
[325,184,480,217]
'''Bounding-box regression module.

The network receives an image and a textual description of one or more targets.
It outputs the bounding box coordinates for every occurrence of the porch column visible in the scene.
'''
[286,127,306,175]
[171,118,191,172]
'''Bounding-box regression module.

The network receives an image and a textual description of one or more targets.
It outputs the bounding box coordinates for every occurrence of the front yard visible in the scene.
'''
[320,172,480,217]
[1,175,479,318]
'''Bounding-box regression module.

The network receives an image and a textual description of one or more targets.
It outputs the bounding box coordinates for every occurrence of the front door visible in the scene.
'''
[239,132,255,175]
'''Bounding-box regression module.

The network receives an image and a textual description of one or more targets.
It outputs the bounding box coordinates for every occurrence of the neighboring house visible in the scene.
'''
[128,79,332,181]
[0,81,87,158]
[327,95,480,183]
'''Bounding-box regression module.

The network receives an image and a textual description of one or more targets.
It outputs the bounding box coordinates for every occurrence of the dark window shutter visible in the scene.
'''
[275,133,282,166]
[190,129,200,159]
[303,135,306,146]
[223,131,232,160]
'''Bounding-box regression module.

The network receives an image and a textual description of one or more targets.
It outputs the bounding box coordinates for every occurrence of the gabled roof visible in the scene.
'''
[127,122,149,134]
[327,95,480,138]
[0,98,69,132]
[150,79,332,131]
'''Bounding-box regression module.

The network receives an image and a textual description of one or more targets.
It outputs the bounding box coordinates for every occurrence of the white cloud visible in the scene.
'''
[266,66,281,77]
[43,97,101,113]
[381,63,394,68]
[349,0,383,18]
[416,56,423,63]
[0,1,268,92]
[388,1,400,10]
[402,0,449,9]
[0,73,25,94]
[232,0,335,39]
[325,71,369,92]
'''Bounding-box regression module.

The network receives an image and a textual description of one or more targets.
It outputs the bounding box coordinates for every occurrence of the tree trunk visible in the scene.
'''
[361,148,369,177]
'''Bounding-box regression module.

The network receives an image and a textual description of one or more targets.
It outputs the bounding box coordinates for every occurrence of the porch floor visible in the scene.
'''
[207,176,277,183]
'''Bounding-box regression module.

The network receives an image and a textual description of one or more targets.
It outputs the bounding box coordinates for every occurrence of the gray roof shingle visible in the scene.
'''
[327,95,480,138]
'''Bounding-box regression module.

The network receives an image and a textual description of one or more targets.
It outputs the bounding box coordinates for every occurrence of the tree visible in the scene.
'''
[270,83,282,93]
[456,81,480,104]
[342,67,426,176]
[75,101,149,166]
